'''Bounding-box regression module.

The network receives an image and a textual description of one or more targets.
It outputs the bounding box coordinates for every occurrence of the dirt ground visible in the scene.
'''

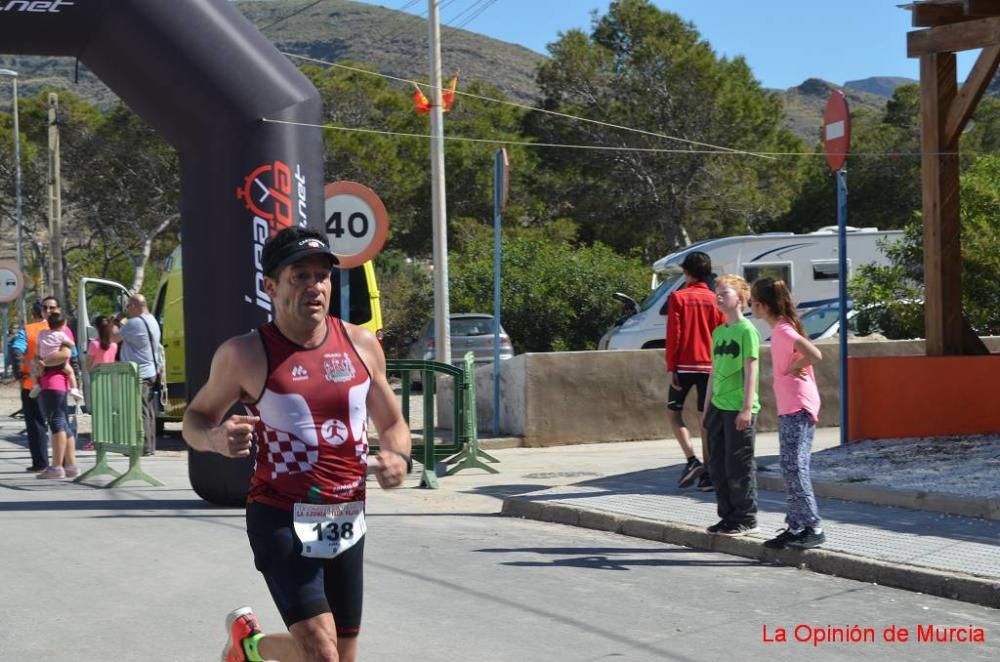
[804,435,1000,499]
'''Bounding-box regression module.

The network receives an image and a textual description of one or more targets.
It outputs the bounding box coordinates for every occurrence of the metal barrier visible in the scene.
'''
[75,362,163,488]
[384,353,498,488]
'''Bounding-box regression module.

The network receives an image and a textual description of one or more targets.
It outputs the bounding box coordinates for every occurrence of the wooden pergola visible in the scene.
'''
[906,0,1000,355]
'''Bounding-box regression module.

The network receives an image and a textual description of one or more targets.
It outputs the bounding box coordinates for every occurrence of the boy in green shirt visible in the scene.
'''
[701,274,761,536]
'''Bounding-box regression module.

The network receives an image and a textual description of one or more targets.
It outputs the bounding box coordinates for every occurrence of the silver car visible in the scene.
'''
[405,313,514,385]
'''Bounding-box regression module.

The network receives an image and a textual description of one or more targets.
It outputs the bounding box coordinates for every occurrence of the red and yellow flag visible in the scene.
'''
[412,71,459,114]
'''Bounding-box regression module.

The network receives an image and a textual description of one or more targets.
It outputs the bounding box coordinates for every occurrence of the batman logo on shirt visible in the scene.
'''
[714,340,740,358]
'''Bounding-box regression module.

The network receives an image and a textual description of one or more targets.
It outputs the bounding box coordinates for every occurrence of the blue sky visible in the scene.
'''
[359,0,979,90]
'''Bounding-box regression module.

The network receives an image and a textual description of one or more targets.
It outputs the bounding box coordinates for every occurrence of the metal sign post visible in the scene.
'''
[492,148,509,436]
[824,91,851,446]
[324,181,390,322]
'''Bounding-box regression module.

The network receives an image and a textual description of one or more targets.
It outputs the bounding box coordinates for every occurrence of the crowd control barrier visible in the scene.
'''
[75,362,164,488]
[384,353,498,488]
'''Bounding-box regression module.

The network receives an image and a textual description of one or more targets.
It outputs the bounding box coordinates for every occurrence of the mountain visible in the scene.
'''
[844,76,917,98]
[0,0,545,110]
[779,78,890,143]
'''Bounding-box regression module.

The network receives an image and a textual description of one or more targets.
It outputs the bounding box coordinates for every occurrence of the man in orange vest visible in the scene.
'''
[10,300,52,471]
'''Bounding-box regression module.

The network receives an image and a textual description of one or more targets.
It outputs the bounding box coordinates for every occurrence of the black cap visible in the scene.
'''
[261,235,338,276]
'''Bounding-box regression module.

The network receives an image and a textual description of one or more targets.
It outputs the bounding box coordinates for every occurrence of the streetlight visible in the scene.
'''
[0,68,23,324]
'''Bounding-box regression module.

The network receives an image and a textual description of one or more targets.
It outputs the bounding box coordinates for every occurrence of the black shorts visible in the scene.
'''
[667,372,710,412]
[246,501,365,637]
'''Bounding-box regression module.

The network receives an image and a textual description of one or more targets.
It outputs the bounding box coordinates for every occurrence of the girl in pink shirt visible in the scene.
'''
[750,278,826,550]
[86,315,119,371]
[82,316,119,450]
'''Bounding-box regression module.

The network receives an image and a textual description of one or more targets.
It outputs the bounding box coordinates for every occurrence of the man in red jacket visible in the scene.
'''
[665,251,725,490]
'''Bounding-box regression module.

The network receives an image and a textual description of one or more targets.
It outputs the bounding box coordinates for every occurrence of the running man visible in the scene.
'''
[183,226,412,662]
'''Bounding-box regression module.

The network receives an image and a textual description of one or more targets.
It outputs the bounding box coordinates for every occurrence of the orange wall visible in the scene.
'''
[848,355,1000,441]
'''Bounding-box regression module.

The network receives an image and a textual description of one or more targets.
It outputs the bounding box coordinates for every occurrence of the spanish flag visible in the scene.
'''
[413,85,431,114]
[413,71,459,114]
[442,71,459,112]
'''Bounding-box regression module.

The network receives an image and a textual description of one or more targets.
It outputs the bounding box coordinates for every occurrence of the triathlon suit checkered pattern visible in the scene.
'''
[247,317,371,511]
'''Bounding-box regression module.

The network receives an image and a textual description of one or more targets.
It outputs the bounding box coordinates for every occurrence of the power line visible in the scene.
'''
[261,117,973,159]
[452,0,499,30]
[281,52,776,160]
[260,0,327,33]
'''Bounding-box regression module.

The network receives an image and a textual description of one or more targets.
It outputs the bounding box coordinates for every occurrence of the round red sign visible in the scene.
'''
[823,90,851,172]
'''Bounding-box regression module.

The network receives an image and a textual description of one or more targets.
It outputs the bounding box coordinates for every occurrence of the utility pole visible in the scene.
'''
[47,93,64,304]
[427,0,451,364]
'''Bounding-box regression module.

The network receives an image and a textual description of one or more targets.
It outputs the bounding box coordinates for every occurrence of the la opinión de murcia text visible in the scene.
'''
[762,624,986,647]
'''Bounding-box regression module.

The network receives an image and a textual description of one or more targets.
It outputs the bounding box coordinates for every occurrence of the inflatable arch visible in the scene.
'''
[0,0,325,505]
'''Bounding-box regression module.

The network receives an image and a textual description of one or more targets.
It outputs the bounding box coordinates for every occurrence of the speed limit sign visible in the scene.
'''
[323,181,389,269]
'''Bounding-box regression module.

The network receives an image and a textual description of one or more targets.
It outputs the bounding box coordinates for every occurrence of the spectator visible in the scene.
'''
[82,315,120,450]
[664,251,725,491]
[111,294,161,455]
[10,301,50,471]
[702,274,761,537]
[30,311,83,404]
[86,315,119,372]
[751,277,826,549]
[35,311,79,480]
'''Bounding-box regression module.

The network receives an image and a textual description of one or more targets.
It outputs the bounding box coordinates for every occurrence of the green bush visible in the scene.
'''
[449,230,648,353]
[850,155,1000,337]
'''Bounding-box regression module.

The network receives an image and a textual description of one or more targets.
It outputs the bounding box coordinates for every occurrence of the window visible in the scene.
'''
[812,259,851,281]
[743,262,792,289]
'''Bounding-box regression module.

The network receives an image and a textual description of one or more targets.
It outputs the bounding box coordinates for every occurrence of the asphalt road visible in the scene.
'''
[1,437,997,661]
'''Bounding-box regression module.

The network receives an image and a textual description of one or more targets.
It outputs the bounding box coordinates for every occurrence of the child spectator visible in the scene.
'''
[86,315,119,371]
[30,311,83,405]
[665,251,726,491]
[703,274,760,536]
[751,277,826,549]
[81,315,120,450]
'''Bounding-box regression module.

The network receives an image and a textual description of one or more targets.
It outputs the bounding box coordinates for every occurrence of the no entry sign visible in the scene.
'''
[824,90,851,172]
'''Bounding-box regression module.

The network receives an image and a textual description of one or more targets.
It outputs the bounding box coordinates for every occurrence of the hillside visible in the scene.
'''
[0,0,544,111]
[844,76,917,97]
[0,2,993,146]
[779,78,891,143]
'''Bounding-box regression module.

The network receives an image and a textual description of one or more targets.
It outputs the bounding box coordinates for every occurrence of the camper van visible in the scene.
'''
[76,246,382,430]
[597,227,902,350]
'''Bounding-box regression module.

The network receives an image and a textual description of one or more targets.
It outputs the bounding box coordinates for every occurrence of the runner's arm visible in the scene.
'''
[350,326,411,487]
[182,336,260,458]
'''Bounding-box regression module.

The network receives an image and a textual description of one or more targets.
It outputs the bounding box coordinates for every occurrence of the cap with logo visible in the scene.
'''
[261,236,339,275]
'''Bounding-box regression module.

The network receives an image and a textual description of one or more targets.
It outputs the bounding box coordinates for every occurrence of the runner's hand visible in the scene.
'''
[668,371,681,390]
[216,415,259,458]
[374,450,407,489]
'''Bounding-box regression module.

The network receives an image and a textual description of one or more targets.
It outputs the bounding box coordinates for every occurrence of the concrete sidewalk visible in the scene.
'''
[502,450,1000,609]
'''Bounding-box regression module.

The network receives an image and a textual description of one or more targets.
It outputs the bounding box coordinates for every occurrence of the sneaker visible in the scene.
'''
[697,472,714,492]
[25,465,46,472]
[706,520,728,534]
[786,527,826,549]
[36,466,66,479]
[28,384,41,399]
[82,441,95,451]
[63,465,81,478]
[677,458,704,488]
[222,606,262,662]
[763,528,802,549]
[717,521,759,536]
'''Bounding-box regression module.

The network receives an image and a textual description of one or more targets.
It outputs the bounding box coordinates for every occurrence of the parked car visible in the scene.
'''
[404,313,514,387]
[799,300,924,340]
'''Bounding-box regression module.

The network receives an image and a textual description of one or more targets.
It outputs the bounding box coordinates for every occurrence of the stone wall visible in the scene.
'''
[437,337,1000,446]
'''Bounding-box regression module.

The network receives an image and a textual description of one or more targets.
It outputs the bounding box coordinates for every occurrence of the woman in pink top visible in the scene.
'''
[750,278,826,550]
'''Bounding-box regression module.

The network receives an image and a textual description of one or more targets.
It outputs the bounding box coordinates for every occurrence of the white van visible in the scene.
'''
[597,227,902,350]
